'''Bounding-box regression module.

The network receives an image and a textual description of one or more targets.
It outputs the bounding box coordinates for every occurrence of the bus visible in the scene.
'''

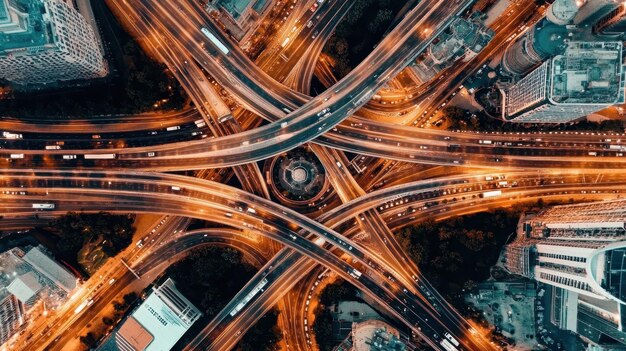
[481,190,502,198]
[201,27,229,55]
[229,278,268,317]
[32,203,55,210]
[219,115,233,123]
[84,154,116,160]
[440,339,458,351]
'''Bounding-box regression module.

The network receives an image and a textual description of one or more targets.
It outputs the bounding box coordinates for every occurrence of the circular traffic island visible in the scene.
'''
[265,147,328,208]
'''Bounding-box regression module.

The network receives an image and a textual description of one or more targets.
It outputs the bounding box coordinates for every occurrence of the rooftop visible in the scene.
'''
[113,279,200,351]
[0,0,51,53]
[352,320,406,351]
[214,0,251,19]
[550,41,625,105]
[0,0,8,22]
[116,316,154,351]
[23,246,77,293]
[7,271,42,303]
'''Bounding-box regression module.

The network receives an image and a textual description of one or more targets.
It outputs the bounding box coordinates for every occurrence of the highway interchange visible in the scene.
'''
[1,0,625,350]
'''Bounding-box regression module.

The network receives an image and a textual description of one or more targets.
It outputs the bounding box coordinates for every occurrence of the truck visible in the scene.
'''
[478,140,492,144]
[166,126,180,131]
[349,269,362,279]
[2,131,22,139]
[444,332,460,347]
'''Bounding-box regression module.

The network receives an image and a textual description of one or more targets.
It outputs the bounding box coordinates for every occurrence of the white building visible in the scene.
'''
[504,200,626,348]
[0,0,107,85]
[110,278,201,351]
[503,41,625,123]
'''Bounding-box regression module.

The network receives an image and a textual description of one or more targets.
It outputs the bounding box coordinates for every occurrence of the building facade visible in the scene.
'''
[0,293,24,346]
[102,278,201,351]
[574,0,621,27]
[503,200,626,348]
[593,3,626,36]
[0,0,107,85]
[502,41,625,123]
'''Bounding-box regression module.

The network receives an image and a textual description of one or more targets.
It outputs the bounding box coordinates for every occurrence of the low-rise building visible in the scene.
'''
[102,278,201,351]
[412,16,493,82]
[334,320,406,351]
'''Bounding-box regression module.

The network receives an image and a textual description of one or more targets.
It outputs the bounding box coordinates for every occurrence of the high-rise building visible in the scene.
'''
[0,293,24,346]
[503,200,626,348]
[100,278,201,351]
[0,0,107,85]
[593,3,626,36]
[205,0,272,41]
[501,20,569,76]
[546,0,579,25]
[502,41,625,123]
[574,0,621,27]
[501,0,576,76]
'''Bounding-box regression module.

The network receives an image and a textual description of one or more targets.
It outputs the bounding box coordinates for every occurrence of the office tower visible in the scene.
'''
[574,0,621,27]
[501,20,569,76]
[0,292,24,345]
[501,0,576,76]
[503,200,626,348]
[502,41,625,123]
[0,0,107,85]
[593,3,626,36]
[546,0,579,25]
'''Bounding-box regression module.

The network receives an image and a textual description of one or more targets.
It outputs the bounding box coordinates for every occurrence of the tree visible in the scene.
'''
[79,332,97,348]
[236,309,282,351]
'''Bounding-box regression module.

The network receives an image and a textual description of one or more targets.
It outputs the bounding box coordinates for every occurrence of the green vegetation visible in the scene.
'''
[0,1,186,118]
[444,106,626,133]
[166,246,281,351]
[80,292,138,350]
[397,201,554,300]
[42,212,135,276]
[323,0,405,78]
[235,309,282,351]
[313,279,360,351]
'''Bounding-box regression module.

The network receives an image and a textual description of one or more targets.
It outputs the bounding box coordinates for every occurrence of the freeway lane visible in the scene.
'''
[7,172,624,350]
[42,229,268,351]
[194,170,626,350]
[0,169,502,350]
